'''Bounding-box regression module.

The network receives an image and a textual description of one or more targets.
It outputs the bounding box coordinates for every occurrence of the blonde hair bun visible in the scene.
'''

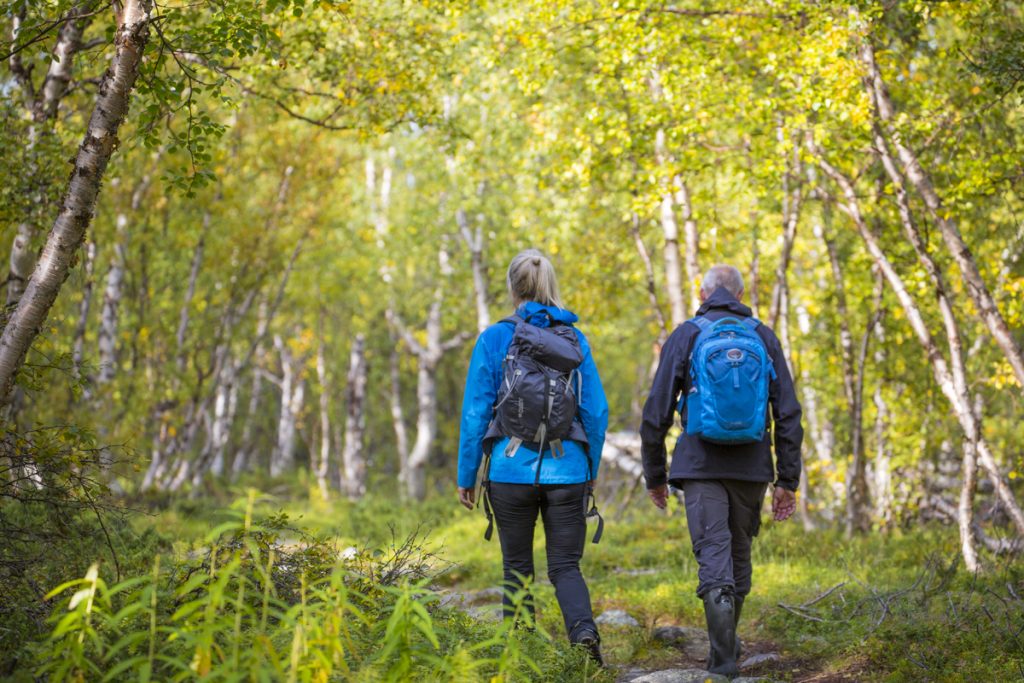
[507,249,563,309]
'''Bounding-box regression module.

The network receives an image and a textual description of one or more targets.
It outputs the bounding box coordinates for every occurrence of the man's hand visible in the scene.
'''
[772,486,796,521]
[457,487,475,510]
[648,484,669,510]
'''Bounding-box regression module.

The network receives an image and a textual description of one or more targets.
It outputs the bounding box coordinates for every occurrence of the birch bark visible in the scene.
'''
[863,40,1024,390]
[0,0,153,402]
[816,143,1024,539]
[341,334,368,500]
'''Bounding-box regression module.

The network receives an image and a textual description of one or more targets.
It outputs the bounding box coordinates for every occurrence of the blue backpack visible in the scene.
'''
[682,316,775,444]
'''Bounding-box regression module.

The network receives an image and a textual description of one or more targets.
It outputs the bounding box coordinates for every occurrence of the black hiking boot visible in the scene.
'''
[572,628,604,667]
[703,587,739,678]
[734,594,745,661]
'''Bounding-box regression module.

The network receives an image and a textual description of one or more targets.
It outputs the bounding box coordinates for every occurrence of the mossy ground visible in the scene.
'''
[126,479,1024,682]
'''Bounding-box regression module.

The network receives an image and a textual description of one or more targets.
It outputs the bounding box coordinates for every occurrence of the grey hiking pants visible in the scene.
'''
[681,479,768,598]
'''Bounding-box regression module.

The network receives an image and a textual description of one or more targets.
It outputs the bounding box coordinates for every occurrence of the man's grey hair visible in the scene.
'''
[700,264,744,296]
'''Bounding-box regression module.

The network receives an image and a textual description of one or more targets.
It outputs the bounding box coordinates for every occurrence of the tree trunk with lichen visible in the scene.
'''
[0,0,153,405]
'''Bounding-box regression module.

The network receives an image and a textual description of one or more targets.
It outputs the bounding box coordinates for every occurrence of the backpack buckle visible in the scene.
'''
[504,437,523,458]
[550,439,566,459]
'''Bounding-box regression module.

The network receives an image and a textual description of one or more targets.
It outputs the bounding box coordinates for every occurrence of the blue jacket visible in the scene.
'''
[457,302,609,488]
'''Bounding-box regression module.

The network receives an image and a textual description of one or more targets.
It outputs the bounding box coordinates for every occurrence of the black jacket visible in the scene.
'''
[639,287,803,491]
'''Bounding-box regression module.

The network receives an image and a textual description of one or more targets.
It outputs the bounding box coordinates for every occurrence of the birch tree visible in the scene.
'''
[388,244,471,501]
[0,0,153,403]
[341,334,368,500]
[862,40,1024,390]
[815,142,1024,554]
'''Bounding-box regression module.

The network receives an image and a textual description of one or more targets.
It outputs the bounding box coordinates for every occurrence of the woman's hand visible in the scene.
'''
[457,487,476,510]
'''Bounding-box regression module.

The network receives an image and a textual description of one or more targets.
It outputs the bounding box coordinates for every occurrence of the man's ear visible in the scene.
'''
[699,289,708,302]
[737,288,745,301]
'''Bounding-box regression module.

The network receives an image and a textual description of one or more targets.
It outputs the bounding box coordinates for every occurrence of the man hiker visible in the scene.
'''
[640,264,803,677]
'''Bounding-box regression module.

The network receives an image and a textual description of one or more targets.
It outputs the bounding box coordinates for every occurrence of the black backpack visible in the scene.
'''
[478,313,603,543]
[492,313,583,461]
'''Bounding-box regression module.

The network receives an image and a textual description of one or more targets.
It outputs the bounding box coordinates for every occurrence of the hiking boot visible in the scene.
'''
[733,594,745,661]
[703,587,739,677]
[572,628,604,667]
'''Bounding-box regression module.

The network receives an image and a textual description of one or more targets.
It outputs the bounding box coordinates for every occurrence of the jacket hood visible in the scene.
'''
[517,301,579,327]
[695,286,753,318]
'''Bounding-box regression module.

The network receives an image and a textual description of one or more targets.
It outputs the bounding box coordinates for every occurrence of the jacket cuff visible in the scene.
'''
[774,478,799,492]
[645,472,668,490]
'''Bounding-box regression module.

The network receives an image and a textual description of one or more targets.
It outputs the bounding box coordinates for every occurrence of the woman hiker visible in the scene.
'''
[456,248,609,665]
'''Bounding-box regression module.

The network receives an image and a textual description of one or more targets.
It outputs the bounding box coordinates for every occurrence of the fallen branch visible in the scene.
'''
[777,602,825,622]
[801,581,847,609]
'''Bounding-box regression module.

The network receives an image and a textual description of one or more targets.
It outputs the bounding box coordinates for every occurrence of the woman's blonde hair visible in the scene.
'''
[506,249,563,308]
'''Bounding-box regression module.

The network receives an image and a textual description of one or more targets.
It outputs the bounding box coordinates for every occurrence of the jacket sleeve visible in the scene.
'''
[575,332,609,480]
[764,329,804,491]
[639,327,689,489]
[457,334,499,489]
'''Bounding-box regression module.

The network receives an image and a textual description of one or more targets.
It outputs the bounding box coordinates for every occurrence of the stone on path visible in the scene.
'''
[596,608,641,627]
[438,586,505,610]
[466,605,503,622]
[613,567,659,576]
[627,668,729,683]
[734,678,775,683]
[651,625,710,660]
[740,652,783,669]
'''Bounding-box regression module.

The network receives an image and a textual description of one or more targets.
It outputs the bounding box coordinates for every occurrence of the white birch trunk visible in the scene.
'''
[816,143,1024,538]
[655,130,686,328]
[389,343,410,485]
[232,366,265,479]
[315,332,332,500]
[768,128,802,331]
[0,0,153,402]
[676,179,701,315]
[97,215,127,384]
[822,225,872,535]
[271,335,305,478]
[341,334,368,500]
[872,317,894,528]
[175,212,208,371]
[958,439,981,572]
[863,41,1024,390]
[457,210,490,332]
[71,241,97,378]
[204,352,237,481]
[6,2,97,310]
[749,217,761,318]
[389,251,470,500]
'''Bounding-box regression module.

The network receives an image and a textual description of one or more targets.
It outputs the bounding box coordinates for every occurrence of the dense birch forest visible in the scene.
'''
[2,1,1024,680]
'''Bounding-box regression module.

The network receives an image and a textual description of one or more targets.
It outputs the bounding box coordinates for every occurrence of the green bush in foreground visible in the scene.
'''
[29,493,609,683]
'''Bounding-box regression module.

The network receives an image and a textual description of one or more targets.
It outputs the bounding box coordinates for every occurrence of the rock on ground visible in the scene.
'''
[596,608,641,627]
[651,625,710,660]
[626,668,729,683]
[740,653,782,669]
[438,586,505,610]
[466,606,503,622]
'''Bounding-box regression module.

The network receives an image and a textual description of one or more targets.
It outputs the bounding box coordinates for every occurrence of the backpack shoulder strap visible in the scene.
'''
[742,317,761,331]
[688,316,712,332]
[501,315,523,326]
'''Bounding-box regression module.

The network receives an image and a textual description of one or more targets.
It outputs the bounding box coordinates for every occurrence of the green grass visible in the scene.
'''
[7,479,1021,681]
[125,485,1024,681]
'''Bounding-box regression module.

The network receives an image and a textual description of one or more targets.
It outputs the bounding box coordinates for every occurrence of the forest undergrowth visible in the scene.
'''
[3,479,1023,682]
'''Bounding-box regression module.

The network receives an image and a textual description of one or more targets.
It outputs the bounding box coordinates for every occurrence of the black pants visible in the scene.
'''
[681,479,768,598]
[488,482,598,641]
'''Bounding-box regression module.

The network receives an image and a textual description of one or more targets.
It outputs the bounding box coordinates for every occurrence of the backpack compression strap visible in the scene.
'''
[477,451,495,541]
[583,449,604,544]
